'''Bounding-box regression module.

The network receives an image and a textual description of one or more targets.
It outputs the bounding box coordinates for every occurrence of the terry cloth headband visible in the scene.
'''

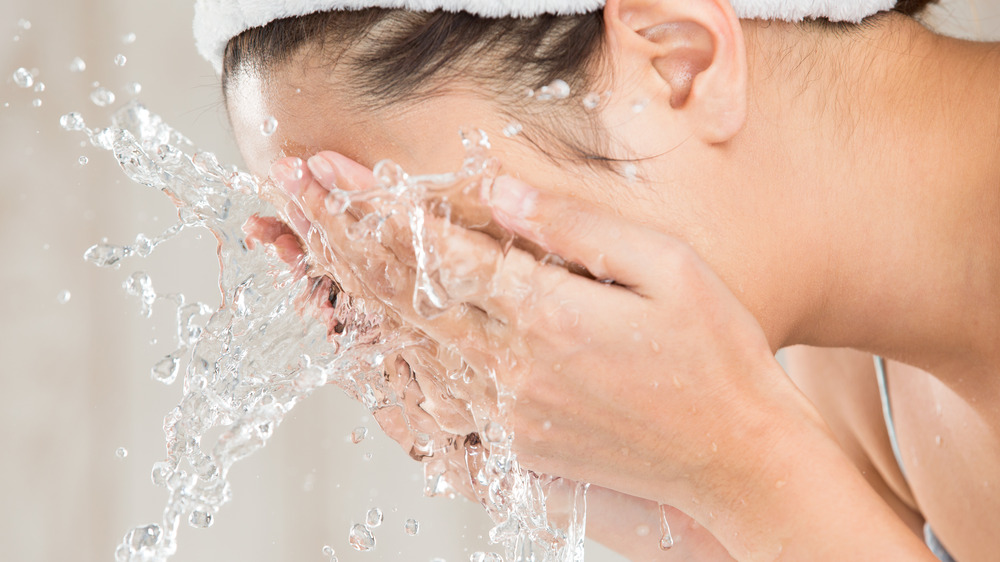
[194,0,897,73]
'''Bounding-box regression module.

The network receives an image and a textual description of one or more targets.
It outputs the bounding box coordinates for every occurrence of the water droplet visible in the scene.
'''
[69,57,86,73]
[59,112,85,131]
[348,523,376,551]
[31,98,42,108]
[259,116,278,136]
[114,54,127,67]
[150,462,171,487]
[90,87,116,107]
[470,553,502,562]
[322,545,338,560]
[189,510,213,528]
[583,92,601,110]
[125,81,142,96]
[151,355,180,385]
[365,507,383,527]
[404,518,419,536]
[658,504,674,550]
[622,162,638,183]
[76,155,89,166]
[17,19,31,30]
[122,32,137,44]
[631,98,650,114]
[134,233,154,257]
[351,426,368,444]
[536,79,571,101]
[12,67,33,88]
[363,452,373,461]
[115,447,128,459]
[125,524,162,552]
[56,290,71,304]
[33,81,45,93]
[484,422,506,444]
[502,122,522,138]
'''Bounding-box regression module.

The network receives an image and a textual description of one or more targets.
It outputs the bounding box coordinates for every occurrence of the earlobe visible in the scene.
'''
[606,0,748,144]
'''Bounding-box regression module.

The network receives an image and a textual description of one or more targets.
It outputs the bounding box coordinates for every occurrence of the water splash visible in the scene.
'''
[69,102,589,562]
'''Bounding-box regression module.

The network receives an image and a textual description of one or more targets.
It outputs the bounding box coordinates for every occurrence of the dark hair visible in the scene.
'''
[221,2,939,165]
[223,9,613,167]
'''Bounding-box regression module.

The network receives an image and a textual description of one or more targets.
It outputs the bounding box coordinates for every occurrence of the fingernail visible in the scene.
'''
[307,154,336,187]
[270,157,306,195]
[490,176,536,223]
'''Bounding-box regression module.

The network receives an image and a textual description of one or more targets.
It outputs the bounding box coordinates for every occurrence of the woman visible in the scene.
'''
[199,0,999,559]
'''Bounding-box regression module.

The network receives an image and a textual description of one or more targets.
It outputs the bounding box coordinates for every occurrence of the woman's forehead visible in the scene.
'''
[226,66,495,178]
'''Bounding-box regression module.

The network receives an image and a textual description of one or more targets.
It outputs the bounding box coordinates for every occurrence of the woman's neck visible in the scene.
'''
[741,14,1000,375]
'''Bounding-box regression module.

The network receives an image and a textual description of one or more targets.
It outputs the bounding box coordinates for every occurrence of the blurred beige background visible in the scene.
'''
[0,1,997,561]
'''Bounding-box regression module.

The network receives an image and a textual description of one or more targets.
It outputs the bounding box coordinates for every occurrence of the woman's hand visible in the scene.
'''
[266,151,936,561]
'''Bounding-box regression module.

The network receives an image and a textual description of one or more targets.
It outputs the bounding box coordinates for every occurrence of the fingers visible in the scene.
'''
[306,151,376,192]
[488,175,683,292]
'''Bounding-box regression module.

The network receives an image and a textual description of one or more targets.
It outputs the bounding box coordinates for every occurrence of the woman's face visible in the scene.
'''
[228,61,612,204]
[224,38,782,347]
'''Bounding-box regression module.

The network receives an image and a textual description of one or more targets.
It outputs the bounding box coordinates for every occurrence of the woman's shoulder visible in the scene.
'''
[781,346,924,532]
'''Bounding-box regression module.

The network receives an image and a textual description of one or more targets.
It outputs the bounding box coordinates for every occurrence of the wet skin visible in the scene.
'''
[225,1,1000,559]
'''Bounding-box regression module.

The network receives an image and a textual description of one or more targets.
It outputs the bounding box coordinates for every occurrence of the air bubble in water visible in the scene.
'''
[259,116,278,136]
[125,81,142,96]
[12,67,34,88]
[115,447,128,459]
[582,92,601,110]
[60,112,85,131]
[189,510,213,528]
[348,523,375,552]
[17,19,31,30]
[351,426,368,444]
[69,57,86,73]
[470,552,502,562]
[122,32,137,44]
[404,518,419,536]
[78,156,88,165]
[33,81,45,93]
[365,507,382,527]
[631,98,650,114]
[114,54,127,67]
[501,123,522,138]
[56,290,71,304]
[90,87,116,107]
[32,98,42,108]
[322,545,338,561]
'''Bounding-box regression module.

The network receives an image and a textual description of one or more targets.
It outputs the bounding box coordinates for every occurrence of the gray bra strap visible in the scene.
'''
[874,355,907,477]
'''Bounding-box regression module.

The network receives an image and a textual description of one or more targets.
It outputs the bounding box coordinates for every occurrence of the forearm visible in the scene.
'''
[672,404,936,561]
[585,486,734,561]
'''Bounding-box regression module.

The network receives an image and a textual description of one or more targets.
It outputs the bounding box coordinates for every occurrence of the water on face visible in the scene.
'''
[69,102,589,561]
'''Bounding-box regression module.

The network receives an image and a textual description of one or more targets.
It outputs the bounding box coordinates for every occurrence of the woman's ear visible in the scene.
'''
[604,0,747,144]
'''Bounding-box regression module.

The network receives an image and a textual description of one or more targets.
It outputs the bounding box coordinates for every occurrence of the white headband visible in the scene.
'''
[195,0,897,73]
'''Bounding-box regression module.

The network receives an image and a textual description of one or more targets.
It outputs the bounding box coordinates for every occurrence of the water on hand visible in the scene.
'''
[69,102,588,562]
